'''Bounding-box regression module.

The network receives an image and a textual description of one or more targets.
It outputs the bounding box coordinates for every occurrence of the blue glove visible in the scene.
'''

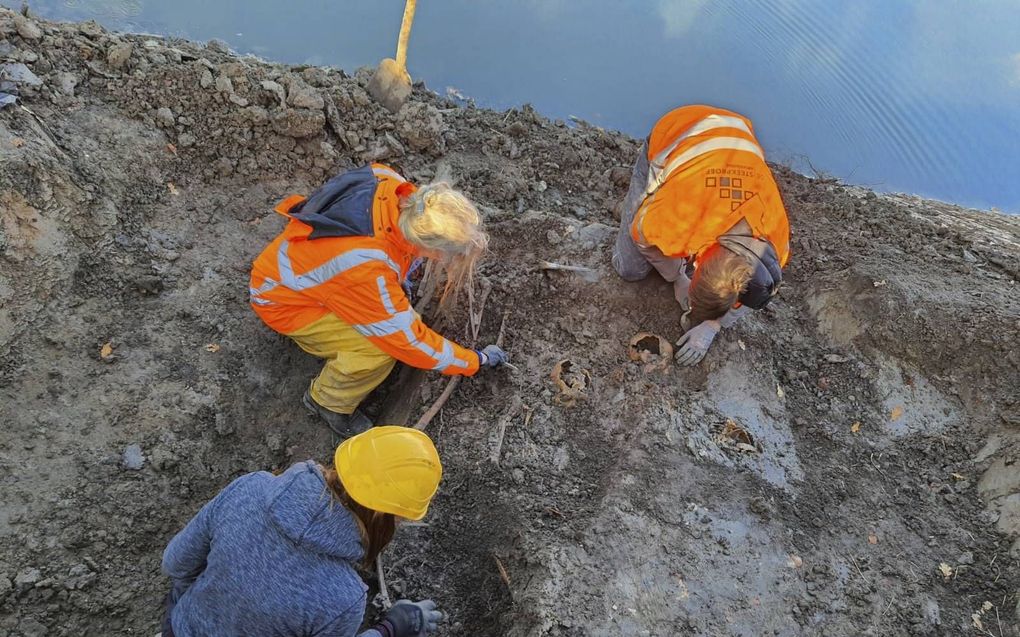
[375,599,442,637]
[675,320,720,366]
[476,345,509,368]
[401,258,426,298]
[401,278,415,298]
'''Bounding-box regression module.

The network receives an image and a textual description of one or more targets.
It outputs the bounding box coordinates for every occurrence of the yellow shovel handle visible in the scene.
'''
[395,0,417,70]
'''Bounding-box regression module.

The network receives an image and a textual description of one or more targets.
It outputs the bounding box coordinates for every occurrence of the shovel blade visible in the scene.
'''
[368,58,411,113]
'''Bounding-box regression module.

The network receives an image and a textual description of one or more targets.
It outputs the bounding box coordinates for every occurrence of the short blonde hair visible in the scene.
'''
[689,244,753,324]
[398,180,488,309]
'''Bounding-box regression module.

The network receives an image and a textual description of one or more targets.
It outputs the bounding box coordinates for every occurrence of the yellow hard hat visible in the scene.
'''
[335,426,443,521]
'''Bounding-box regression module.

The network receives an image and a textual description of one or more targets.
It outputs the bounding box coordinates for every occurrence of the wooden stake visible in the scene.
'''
[493,554,513,600]
[495,310,510,348]
[489,396,522,465]
[414,288,500,432]
[376,553,393,610]
[414,376,461,431]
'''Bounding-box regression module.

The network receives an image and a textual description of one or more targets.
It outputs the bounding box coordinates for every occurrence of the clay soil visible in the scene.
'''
[2,10,1019,637]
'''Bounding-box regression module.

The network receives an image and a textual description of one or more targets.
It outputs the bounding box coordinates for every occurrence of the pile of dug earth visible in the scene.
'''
[2,9,1019,637]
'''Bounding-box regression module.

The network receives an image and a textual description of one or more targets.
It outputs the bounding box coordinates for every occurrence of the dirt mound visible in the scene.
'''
[1,9,1018,637]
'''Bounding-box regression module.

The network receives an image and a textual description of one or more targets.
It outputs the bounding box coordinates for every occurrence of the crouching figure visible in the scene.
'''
[161,426,445,637]
[250,164,508,438]
[613,105,790,365]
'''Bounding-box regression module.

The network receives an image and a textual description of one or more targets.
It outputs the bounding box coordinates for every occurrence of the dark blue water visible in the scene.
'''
[8,0,1020,212]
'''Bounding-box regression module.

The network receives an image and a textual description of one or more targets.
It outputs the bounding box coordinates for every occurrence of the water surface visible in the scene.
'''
[7,0,1020,212]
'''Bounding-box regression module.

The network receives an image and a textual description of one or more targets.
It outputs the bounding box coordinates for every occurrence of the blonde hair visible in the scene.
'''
[398,178,488,309]
[689,244,753,324]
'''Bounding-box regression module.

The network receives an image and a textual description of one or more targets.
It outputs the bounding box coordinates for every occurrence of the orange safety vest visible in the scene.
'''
[250,164,480,376]
[630,105,790,267]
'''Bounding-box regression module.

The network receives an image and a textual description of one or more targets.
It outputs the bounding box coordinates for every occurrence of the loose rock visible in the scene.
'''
[286,79,324,110]
[121,443,145,471]
[156,106,175,127]
[271,108,325,138]
[2,62,42,87]
[14,567,41,590]
[205,39,229,54]
[19,619,48,637]
[260,80,286,107]
[54,71,77,96]
[396,102,445,153]
[214,74,234,94]
[107,42,133,69]
[78,20,104,38]
[14,15,42,41]
[214,156,235,176]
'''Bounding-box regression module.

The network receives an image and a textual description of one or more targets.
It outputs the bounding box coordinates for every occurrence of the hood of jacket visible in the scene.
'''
[265,461,366,563]
[287,165,378,240]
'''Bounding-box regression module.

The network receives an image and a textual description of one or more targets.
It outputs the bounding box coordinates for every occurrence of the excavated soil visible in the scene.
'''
[2,11,1019,637]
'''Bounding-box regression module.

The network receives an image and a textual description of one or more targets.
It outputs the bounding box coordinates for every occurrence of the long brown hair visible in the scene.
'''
[322,468,396,568]
[689,244,753,325]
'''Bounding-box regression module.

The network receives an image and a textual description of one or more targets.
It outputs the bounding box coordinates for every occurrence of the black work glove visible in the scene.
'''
[373,599,442,637]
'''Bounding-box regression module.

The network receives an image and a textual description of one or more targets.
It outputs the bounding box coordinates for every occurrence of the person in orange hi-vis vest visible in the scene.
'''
[612,105,790,366]
[250,164,509,438]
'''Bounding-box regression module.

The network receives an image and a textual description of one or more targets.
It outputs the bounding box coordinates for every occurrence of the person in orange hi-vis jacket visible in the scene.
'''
[250,164,508,438]
[612,105,790,366]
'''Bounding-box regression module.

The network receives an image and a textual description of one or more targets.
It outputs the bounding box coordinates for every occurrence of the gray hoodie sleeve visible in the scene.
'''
[312,591,373,637]
[162,475,247,583]
[162,497,215,583]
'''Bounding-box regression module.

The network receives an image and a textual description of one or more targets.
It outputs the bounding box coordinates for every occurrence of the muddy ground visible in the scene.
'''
[1,10,1019,637]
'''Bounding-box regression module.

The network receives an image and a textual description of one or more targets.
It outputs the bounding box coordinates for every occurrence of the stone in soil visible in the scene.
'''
[107,42,133,69]
[14,15,43,41]
[121,444,145,471]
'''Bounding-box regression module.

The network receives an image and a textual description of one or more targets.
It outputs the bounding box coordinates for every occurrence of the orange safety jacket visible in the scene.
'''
[630,105,790,267]
[249,164,481,376]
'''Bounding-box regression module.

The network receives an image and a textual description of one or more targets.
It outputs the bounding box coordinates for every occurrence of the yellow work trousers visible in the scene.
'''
[286,313,396,414]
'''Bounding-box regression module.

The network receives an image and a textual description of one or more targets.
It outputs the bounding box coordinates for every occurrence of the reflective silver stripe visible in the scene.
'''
[656,137,763,190]
[372,167,405,182]
[403,326,468,370]
[633,198,655,246]
[431,339,454,371]
[430,338,468,370]
[647,136,763,197]
[353,309,417,338]
[646,115,757,198]
[649,114,752,170]
[634,136,762,246]
[376,276,398,314]
[250,277,279,299]
[275,240,400,292]
[250,296,274,306]
[354,279,469,371]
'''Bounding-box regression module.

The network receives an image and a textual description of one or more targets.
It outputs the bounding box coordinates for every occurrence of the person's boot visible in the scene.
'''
[302,390,373,440]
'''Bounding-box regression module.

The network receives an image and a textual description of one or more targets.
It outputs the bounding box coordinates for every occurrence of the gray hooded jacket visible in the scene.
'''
[162,461,372,637]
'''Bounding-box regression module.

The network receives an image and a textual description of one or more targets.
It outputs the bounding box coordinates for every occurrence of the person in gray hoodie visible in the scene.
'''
[161,426,445,637]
